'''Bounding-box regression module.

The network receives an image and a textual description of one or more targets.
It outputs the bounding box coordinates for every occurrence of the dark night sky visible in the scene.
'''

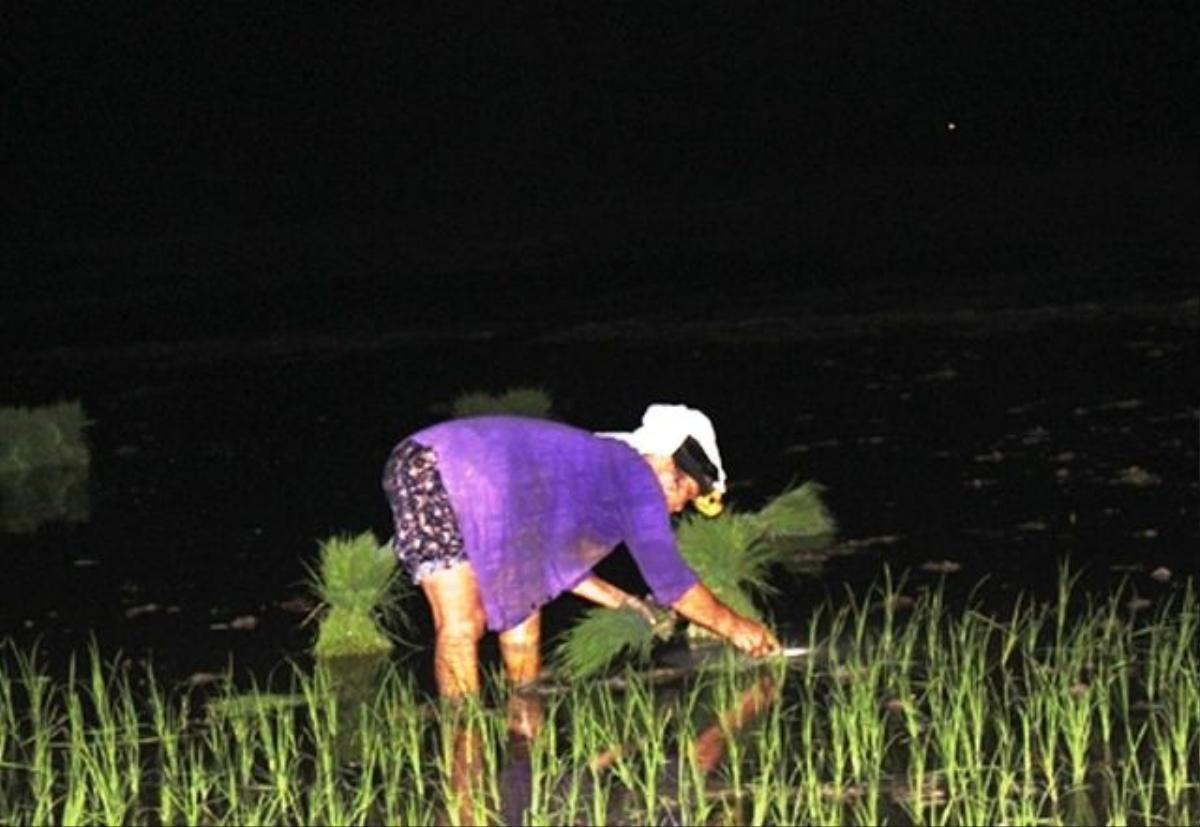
[4,3,1196,344]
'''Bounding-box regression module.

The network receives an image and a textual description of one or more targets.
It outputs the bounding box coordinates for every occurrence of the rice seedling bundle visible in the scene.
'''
[675,510,775,621]
[308,531,405,658]
[748,481,837,550]
[450,387,554,420]
[554,606,662,680]
[314,608,394,659]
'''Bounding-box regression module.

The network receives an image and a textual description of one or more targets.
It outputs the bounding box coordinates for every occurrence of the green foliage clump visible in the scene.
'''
[554,606,661,681]
[0,401,91,477]
[676,511,774,622]
[450,387,554,420]
[749,482,837,552]
[307,531,407,658]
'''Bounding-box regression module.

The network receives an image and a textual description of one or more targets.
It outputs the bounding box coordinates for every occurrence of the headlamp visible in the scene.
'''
[693,490,724,517]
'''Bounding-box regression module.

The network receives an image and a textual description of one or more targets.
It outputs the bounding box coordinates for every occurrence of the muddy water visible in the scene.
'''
[1,302,1196,687]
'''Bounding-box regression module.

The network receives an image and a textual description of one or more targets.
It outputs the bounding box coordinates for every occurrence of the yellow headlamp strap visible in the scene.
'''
[693,490,724,517]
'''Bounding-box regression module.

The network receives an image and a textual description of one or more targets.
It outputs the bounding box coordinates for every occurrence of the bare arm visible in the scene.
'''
[570,574,632,609]
[570,575,657,623]
[671,582,780,657]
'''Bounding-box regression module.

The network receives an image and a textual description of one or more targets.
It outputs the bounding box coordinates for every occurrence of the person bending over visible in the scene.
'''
[382,403,780,699]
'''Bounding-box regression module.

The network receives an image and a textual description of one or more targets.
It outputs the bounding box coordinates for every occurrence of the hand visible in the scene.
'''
[621,595,676,640]
[620,594,659,626]
[727,618,781,658]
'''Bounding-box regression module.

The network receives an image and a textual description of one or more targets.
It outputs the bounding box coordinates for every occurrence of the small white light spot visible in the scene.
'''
[947,121,957,131]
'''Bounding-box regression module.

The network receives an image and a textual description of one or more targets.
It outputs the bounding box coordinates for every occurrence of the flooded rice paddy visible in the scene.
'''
[1,294,1197,823]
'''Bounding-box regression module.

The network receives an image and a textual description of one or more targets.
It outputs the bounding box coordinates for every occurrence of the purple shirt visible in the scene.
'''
[407,416,699,631]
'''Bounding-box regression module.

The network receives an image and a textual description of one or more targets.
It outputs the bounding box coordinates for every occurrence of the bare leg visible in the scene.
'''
[420,565,488,823]
[498,611,542,685]
[499,611,544,740]
[420,563,487,698]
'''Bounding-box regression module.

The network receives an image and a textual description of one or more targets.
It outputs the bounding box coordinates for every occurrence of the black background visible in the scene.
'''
[6,3,1197,350]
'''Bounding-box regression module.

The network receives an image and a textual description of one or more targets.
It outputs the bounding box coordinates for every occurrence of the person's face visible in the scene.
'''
[652,459,701,514]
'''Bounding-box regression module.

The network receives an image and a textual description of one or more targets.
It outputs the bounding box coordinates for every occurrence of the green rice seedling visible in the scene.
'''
[1150,671,1196,813]
[1145,584,1198,708]
[1058,675,1095,790]
[743,662,789,826]
[234,678,302,821]
[555,695,612,826]
[450,387,554,420]
[51,647,142,826]
[307,531,408,658]
[61,680,90,825]
[520,699,557,825]
[619,674,672,824]
[565,685,618,826]
[708,652,749,797]
[672,730,711,826]
[348,702,388,824]
[355,682,429,823]
[202,676,264,818]
[434,696,504,826]
[0,669,14,790]
[389,678,431,808]
[1089,593,1133,762]
[146,664,191,826]
[1,564,1196,826]
[179,738,217,826]
[9,645,58,827]
[296,665,371,826]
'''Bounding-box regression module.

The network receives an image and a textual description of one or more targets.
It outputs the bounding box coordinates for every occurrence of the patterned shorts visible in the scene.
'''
[381,439,468,583]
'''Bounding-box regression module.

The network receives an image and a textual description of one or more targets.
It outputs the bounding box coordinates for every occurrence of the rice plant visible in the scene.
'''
[449,387,554,420]
[0,566,1196,825]
[306,531,409,658]
[748,481,837,551]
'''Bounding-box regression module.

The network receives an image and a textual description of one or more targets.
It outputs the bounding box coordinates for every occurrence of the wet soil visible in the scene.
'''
[2,293,1196,689]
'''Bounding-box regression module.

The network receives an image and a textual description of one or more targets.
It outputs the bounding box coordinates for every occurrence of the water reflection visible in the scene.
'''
[0,466,90,533]
[314,653,388,761]
[483,670,778,826]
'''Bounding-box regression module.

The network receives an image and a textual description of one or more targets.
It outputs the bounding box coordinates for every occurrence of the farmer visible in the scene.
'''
[382,403,780,699]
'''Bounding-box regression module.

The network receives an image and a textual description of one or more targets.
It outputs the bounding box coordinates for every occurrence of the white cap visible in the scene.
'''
[598,403,726,493]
